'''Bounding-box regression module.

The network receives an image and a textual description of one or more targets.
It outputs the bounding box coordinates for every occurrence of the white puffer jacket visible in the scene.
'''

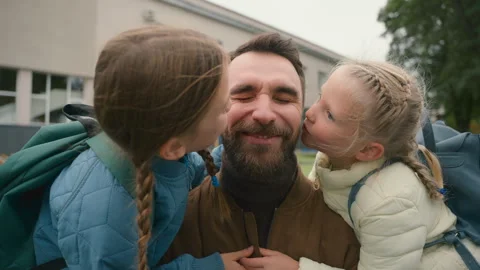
[300,152,480,270]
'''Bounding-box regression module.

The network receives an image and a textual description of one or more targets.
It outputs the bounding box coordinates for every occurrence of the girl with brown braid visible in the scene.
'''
[299,60,480,270]
[32,25,255,270]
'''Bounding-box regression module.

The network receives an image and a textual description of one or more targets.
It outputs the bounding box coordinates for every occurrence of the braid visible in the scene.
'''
[135,160,154,270]
[197,149,231,221]
[400,77,413,96]
[197,149,218,179]
[402,156,443,200]
[366,72,413,134]
[369,74,401,130]
[401,140,443,200]
[374,77,393,114]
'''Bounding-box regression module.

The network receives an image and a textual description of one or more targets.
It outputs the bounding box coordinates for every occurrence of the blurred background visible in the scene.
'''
[1,0,479,172]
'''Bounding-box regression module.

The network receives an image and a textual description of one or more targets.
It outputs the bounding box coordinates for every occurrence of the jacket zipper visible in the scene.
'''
[266,208,278,248]
[241,209,250,246]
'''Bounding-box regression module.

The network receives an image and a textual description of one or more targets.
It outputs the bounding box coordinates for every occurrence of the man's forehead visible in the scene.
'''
[228,51,302,92]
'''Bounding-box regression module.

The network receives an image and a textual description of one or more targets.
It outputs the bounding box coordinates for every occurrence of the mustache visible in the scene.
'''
[229,120,292,138]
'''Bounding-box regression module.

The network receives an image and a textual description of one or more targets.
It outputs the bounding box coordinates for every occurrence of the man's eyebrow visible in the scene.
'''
[274,86,299,98]
[231,84,255,95]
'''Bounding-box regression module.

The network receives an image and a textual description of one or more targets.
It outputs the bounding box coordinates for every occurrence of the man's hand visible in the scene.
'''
[239,248,299,270]
[221,246,254,270]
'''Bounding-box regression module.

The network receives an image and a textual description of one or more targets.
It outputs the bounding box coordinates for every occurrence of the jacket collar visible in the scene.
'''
[314,152,386,190]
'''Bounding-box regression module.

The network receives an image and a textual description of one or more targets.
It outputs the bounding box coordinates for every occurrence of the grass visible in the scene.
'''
[296,150,317,175]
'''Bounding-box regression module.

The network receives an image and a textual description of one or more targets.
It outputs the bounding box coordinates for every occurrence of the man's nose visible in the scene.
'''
[251,95,276,125]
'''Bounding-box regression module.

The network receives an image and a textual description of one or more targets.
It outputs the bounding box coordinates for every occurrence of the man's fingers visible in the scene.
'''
[239,257,268,268]
[259,248,280,257]
[226,246,254,260]
[232,262,248,270]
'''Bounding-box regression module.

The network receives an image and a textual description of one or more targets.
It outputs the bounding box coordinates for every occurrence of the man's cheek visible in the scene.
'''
[227,109,242,126]
[283,109,302,129]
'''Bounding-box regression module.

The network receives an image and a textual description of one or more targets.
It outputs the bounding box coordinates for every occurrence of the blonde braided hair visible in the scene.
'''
[342,60,443,200]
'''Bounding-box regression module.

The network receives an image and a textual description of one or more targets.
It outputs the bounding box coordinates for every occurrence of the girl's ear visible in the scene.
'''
[158,137,186,160]
[355,142,384,162]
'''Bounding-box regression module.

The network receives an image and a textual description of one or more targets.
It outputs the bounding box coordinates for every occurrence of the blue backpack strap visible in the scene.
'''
[347,158,403,226]
[422,117,437,152]
[86,132,136,198]
[425,231,480,270]
[348,168,379,226]
[86,132,158,223]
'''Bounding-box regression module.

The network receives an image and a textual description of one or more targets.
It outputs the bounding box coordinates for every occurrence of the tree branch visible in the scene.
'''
[451,0,480,53]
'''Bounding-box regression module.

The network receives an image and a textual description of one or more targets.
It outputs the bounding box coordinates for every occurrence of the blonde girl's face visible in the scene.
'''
[301,66,365,158]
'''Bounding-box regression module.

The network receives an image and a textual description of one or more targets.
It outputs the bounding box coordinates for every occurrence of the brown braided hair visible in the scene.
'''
[197,149,231,220]
[135,161,154,270]
[93,26,228,269]
[197,150,218,179]
[339,60,443,200]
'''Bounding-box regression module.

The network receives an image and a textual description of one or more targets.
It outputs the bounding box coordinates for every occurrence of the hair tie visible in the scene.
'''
[211,175,220,187]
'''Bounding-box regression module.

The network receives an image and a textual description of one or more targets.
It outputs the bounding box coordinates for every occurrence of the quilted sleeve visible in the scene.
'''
[160,187,208,265]
[188,152,207,188]
[51,154,139,269]
[155,253,223,270]
[354,196,426,270]
[211,144,223,169]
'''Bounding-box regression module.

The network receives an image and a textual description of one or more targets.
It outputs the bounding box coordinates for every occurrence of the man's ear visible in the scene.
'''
[355,142,384,162]
[158,137,187,161]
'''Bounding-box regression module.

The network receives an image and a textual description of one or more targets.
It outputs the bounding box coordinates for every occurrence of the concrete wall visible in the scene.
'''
[0,0,97,77]
[95,0,253,55]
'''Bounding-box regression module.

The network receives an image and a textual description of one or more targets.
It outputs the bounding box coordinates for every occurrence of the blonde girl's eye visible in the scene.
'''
[327,110,335,121]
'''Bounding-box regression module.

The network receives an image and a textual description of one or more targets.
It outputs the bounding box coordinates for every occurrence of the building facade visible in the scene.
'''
[0,0,344,127]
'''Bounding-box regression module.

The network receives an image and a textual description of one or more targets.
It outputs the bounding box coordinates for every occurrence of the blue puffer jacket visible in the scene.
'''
[33,148,224,270]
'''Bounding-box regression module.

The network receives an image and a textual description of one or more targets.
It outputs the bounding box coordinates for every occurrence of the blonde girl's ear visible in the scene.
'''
[355,142,384,162]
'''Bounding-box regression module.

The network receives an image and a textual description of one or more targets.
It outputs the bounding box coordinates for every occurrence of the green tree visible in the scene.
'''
[378,0,480,131]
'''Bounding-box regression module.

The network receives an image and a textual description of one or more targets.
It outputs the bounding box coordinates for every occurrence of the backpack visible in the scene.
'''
[348,119,480,270]
[0,104,136,270]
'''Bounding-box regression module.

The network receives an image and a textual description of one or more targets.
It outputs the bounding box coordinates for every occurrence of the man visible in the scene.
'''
[162,33,360,269]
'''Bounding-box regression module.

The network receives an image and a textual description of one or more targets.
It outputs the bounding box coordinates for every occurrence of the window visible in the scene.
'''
[31,72,85,124]
[318,71,327,90]
[0,67,17,123]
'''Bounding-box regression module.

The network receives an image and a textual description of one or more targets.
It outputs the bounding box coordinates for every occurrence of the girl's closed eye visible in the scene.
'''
[326,110,335,121]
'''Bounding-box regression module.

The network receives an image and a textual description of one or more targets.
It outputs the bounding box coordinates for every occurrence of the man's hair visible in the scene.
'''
[230,32,306,98]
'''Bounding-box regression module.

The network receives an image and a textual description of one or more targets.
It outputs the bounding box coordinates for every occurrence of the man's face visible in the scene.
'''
[222,51,303,174]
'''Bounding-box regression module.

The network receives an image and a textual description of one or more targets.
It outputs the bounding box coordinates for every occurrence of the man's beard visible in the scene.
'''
[222,119,300,184]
